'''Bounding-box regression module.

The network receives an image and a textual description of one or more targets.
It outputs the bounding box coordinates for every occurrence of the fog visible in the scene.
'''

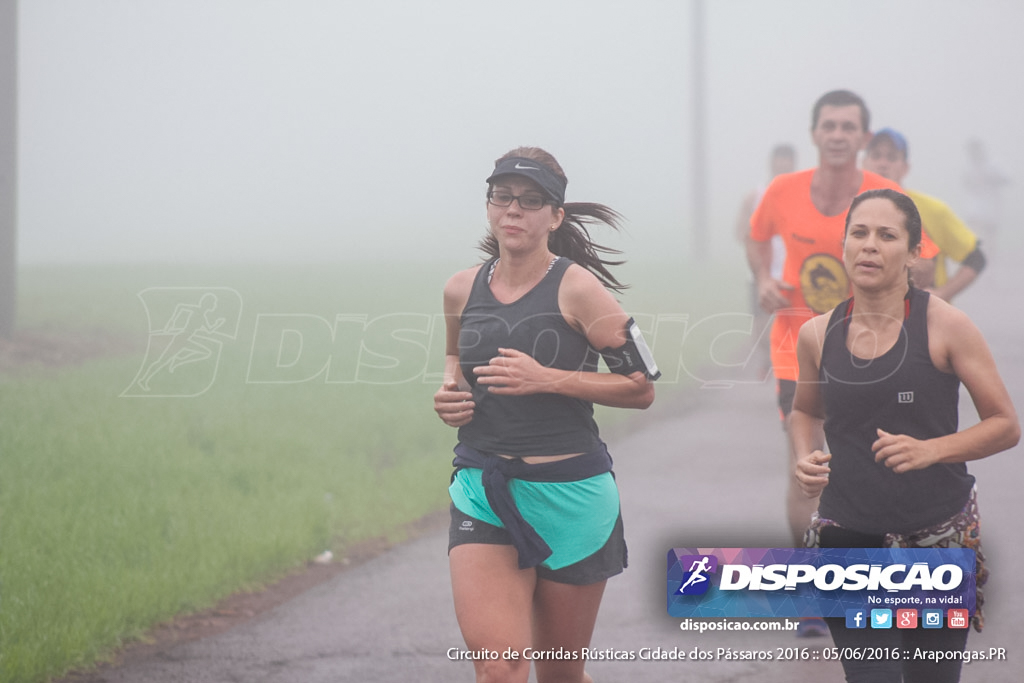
[15,0,1024,265]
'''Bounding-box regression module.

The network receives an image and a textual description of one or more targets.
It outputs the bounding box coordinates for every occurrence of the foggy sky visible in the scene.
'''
[15,0,1024,264]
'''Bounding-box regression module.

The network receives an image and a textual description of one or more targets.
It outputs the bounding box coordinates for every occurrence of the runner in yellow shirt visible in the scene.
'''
[863,128,986,302]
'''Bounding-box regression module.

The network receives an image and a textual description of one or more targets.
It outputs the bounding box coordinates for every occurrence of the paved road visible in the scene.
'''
[78,268,1023,682]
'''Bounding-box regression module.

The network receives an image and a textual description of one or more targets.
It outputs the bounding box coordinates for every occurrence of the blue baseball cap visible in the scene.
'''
[485,157,567,205]
[870,127,909,158]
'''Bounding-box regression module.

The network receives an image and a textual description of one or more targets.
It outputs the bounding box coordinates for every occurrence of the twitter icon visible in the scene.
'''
[870,609,893,629]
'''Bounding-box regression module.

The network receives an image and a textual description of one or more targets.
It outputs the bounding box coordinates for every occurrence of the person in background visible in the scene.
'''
[793,188,1019,683]
[434,146,658,683]
[735,144,797,376]
[962,138,1009,252]
[864,128,986,302]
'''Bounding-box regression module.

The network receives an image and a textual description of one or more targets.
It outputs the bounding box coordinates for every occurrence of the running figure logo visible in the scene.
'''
[122,288,243,398]
[676,554,718,595]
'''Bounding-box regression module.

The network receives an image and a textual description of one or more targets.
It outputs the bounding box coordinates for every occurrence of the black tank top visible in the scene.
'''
[818,287,974,534]
[457,257,602,456]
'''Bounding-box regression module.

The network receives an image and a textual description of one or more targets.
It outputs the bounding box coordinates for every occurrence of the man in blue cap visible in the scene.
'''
[863,128,987,301]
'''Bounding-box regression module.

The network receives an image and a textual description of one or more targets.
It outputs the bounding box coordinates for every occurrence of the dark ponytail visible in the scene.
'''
[479,147,628,292]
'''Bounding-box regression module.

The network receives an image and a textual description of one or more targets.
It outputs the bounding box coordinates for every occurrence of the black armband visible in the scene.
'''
[599,317,661,381]
[961,247,986,274]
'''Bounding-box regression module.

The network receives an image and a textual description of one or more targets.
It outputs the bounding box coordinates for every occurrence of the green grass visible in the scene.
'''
[0,258,748,683]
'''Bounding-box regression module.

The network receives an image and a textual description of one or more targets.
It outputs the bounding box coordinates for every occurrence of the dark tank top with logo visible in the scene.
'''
[457,257,602,457]
[818,287,974,534]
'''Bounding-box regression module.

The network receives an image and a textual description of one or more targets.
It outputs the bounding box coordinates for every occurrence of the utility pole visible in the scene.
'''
[0,0,17,337]
[690,0,707,260]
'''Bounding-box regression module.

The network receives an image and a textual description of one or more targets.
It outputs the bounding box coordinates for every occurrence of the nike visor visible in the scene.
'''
[486,156,567,206]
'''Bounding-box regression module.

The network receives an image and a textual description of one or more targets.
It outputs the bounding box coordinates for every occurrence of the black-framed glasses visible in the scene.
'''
[487,190,550,211]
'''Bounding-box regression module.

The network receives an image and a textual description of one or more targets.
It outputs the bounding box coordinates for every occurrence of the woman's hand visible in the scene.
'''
[473,348,552,396]
[795,450,831,498]
[873,428,937,473]
[433,380,475,427]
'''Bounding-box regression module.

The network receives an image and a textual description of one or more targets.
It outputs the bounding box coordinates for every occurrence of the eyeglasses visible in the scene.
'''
[487,190,550,211]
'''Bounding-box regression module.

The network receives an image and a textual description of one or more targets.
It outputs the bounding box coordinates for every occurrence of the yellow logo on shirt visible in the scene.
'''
[800,254,848,313]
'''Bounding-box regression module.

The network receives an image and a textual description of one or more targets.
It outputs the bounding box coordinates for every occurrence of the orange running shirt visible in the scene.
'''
[749,169,937,381]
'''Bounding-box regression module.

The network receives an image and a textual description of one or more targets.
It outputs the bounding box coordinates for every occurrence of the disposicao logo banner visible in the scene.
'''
[667,547,976,618]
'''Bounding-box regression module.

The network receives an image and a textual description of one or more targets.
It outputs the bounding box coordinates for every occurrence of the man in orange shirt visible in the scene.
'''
[746,90,938,552]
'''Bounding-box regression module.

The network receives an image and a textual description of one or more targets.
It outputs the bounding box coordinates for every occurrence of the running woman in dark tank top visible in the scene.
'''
[432,147,658,683]
[791,189,1019,683]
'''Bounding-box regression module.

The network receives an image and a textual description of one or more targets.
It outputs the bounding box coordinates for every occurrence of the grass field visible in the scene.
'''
[0,258,748,683]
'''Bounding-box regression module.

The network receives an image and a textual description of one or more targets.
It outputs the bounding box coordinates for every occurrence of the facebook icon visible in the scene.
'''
[846,609,867,629]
